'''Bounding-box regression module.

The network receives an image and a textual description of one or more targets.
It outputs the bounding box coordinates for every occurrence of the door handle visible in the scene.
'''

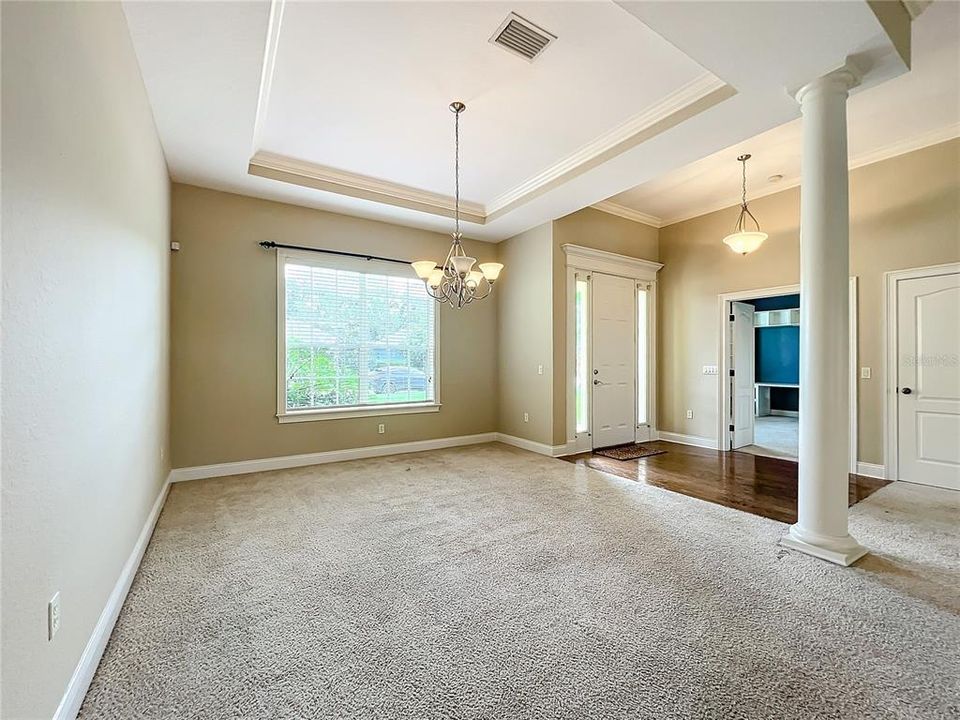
[593,379,604,385]
[901,387,912,395]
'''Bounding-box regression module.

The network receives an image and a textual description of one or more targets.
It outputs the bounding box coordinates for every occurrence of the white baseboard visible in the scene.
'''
[856,462,887,479]
[769,409,799,418]
[495,433,569,457]
[169,433,499,482]
[54,473,171,720]
[657,431,719,450]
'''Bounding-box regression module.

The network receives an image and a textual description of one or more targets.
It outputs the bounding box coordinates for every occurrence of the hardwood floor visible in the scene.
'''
[562,441,890,524]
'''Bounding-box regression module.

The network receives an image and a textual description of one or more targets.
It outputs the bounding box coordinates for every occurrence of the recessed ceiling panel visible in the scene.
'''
[256,1,714,205]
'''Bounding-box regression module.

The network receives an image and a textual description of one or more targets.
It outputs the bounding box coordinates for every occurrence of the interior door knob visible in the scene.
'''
[902,387,912,395]
[593,379,602,385]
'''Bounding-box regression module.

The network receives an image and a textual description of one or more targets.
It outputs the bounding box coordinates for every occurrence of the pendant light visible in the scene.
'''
[722,153,768,255]
[411,102,503,308]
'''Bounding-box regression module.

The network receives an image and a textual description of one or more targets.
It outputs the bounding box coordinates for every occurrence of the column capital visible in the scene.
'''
[794,59,864,105]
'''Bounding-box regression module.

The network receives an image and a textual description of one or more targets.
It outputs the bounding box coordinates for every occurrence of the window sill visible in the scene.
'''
[277,402,441,424]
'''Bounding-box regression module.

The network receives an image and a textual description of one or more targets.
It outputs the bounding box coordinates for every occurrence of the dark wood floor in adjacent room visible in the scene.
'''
[562,441,890,524]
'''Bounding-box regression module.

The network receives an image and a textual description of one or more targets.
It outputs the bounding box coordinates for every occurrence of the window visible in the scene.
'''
[277,250,438,422]
[637,285,648,426]
[575,277,590,434]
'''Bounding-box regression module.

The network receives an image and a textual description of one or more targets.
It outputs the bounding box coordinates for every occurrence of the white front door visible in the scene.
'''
[592,272,636,448]
[731,301,755,449]
[896,271,960,490]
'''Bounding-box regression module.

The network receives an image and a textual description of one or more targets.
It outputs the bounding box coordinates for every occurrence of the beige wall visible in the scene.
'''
[657,139,960,463]
[551,208,660,445]
[1,3,171,718]
[170,184,498,467]
[496,223,555,444]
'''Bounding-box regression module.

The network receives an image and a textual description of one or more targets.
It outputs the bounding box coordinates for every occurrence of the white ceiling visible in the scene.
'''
[259,1,710,206]
[604,0,960,226]
[123,0,913,241]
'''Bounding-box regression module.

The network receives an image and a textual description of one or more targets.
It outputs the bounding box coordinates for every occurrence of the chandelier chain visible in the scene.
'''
[741,156,747,209]
[454,106,460,238]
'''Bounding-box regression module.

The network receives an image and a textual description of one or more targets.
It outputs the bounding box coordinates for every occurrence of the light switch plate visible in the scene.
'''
[860,367,871,379]
[48,592,61,640]
[702,365,718,375]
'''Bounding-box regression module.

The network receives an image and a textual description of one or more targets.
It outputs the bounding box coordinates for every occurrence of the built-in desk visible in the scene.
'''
[755,382,799,416]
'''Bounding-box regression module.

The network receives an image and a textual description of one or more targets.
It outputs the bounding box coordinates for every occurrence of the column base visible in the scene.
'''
[780,524,868,566]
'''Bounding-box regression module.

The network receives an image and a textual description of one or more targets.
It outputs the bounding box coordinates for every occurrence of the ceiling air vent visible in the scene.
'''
[490,13,556,62]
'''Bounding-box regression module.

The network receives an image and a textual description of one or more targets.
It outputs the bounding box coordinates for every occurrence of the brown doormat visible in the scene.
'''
[594,444,667,461]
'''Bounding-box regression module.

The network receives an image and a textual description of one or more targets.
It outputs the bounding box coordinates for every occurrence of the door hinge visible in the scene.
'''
[729,369,735,377]
[729,314,735,321]
[729,424,735,432]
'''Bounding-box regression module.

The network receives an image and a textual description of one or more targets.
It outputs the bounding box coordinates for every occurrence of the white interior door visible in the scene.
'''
[731,301,755,449]
[592,273,636,448]
[896,272,960,490]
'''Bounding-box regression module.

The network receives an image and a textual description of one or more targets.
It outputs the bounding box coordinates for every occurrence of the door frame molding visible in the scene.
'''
[882,262,960,481]
[717,280,859,472]
[562,244,663,454]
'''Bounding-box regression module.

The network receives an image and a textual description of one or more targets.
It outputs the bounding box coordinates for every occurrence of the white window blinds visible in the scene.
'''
[280,252,437,416]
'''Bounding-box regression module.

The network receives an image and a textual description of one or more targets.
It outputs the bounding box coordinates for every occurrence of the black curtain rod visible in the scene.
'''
[259,240,411,266]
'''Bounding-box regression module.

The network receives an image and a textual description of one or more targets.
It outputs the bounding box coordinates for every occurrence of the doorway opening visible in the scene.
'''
[731,293,800,460]
[718,281,859,471]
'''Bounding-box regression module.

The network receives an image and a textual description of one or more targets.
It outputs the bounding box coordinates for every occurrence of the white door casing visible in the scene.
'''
[895,271,960,490]
[731,301,756,449]
[592,272,636,448]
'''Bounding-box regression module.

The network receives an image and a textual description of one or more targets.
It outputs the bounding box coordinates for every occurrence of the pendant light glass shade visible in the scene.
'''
[412,261,438,279]
[723,154,767,256]
[410,102,502,308]
[723,230,768,255]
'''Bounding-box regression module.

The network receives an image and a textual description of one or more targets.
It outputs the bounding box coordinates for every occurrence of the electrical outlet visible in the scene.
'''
[377,423,385,434]
[523,412,529,423]
[686,410,694,419]
[861,367,871,379]
[537,364,543,376]
[48,592,61,641]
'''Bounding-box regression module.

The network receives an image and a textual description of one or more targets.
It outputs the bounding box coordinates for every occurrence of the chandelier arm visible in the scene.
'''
[469,282,494,301]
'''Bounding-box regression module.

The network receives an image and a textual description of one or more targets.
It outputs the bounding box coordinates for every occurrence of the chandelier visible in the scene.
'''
[722,153,768,255]
[411,101,503,308]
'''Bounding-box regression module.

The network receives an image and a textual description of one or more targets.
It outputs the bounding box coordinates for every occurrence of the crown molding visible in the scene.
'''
[247,17,731,229]
[654,122,960,228]
[848,121,959,171]
[485,73,733,220]
[248,151,487,224]
[590,201,663,228]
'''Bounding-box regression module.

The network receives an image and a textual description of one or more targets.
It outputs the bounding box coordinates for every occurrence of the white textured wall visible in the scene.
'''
[1,3,170,717]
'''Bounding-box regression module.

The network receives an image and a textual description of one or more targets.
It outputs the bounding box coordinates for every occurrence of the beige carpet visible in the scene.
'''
[80,443,959,719]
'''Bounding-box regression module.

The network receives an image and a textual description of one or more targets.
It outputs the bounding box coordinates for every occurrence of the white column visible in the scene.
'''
[780,65,867,566]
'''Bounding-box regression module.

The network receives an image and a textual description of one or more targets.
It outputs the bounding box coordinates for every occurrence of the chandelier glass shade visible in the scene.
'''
[411,102,503,308]
[722,153,768,256]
